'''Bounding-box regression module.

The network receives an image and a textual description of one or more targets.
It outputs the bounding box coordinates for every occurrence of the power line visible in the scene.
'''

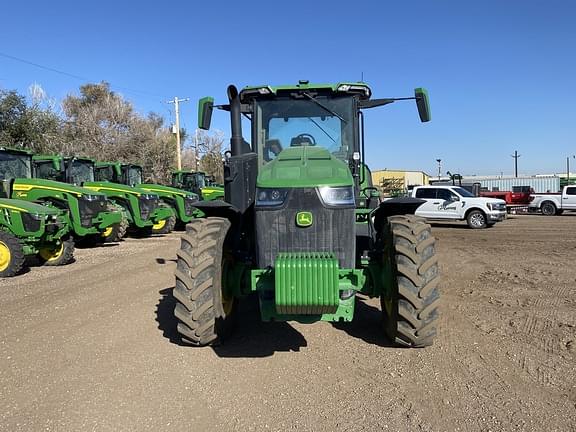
[0,51,168,100]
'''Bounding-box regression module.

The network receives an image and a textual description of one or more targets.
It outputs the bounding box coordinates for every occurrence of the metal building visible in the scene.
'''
[460,175,561,193]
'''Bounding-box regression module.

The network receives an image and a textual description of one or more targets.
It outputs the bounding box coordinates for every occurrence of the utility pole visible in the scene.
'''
[166,97,190,170]
[568,155,575,183]
[436,159,442,180]
[511,150,521,178]
[195,128,200,172]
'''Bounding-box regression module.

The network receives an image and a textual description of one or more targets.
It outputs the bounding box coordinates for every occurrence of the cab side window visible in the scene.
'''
[437,189,457,201]
[566,187,576,195]
[415,188,437,199]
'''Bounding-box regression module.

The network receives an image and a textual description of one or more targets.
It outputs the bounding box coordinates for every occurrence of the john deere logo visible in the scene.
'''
[296,211,313,227]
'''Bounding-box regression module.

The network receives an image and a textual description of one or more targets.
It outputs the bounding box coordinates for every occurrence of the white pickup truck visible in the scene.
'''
[529,185,576,215]
[410,185,507,229]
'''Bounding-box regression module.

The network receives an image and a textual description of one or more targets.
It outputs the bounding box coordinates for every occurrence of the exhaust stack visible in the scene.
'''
[227,85,244,156]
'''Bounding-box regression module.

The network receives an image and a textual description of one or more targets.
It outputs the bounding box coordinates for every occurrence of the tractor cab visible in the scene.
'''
[0,147,34,181]
[172,171,206,196]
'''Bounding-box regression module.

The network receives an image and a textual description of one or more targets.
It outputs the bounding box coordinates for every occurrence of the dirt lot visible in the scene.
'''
[0,214,575,431]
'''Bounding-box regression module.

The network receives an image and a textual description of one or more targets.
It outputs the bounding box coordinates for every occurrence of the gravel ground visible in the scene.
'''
[0,214,575,431]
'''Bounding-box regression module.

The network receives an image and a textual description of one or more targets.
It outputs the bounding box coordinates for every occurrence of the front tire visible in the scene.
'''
[38,237,75,266]
[152,206,176,235]
[381,215,440,347]
[173,217,236,346]
[467,209,487,229]
[0,231,25,277]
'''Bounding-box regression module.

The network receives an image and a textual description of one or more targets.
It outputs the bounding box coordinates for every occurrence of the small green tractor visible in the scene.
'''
[95,162,200,232]
[0,147,121,259]
[171,170,225,201]
[0,180,73,276]
[173,81,440,347]
[32,155,173,238]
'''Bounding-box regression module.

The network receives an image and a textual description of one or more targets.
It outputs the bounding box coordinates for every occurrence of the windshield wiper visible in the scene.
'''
[308,117,336,143]
[302,92,347,123]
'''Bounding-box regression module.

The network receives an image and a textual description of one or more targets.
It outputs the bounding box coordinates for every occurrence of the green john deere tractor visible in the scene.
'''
[171,170,225,201]
[172,81,440,348]
[95,162,200,233]
[0,196,73,277]
[32,155,173,239]
[0,147,121,260]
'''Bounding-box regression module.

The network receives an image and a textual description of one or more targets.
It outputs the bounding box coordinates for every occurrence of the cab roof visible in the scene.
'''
[240,81,372,102]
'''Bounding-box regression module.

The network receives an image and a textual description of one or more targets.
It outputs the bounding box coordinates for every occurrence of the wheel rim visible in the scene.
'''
[152,219,166,230]
[0,241,11,272]
[543,204,553,215]
[39,242,64,262]
[470,213,485,227]
[102,226,114,238]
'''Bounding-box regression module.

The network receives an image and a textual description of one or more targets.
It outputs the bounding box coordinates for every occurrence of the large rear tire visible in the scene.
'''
[38,237,75,266]
[0,231,25,277]
[381,215,440,347]
[173,217,236,346]
[541,201,557,216]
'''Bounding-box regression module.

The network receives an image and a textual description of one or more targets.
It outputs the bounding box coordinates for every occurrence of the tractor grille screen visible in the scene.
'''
[184,196,197,217]
[255,188,355,269]
[78,196,107,227]
[139,196,158,220]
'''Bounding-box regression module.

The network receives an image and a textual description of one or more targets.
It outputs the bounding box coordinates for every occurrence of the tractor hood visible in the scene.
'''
[138,183,197,198]
[83,181,157,197]
[257,147,353,188]
[12,178,106,198]
[0,198,61,215]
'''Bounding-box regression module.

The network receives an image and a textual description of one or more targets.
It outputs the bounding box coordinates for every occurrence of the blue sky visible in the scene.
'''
[1,1,574,176]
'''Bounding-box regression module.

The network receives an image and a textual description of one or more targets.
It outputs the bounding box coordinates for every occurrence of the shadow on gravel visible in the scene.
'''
[155,288,308,357]
[155,258,177,265]
[74,242,119,250]
[332,297,396,348]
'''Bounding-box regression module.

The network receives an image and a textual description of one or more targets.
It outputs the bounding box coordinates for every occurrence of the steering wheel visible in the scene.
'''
[294,133,316,146]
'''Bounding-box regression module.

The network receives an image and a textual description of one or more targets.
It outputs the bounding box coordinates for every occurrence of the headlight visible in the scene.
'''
[186,194,199,202]
[256,188,289,206]
[83,194,102,201]
[317,186,355,206]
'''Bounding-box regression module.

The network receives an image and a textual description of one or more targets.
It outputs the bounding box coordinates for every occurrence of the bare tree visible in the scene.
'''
[181,129,225,183]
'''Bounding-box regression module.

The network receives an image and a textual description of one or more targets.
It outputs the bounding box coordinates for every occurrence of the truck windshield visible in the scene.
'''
[254,96,354,164]
[452,187,475,197]
[0,152,32,180]
[68,160,95,185]
[126,167,143,186]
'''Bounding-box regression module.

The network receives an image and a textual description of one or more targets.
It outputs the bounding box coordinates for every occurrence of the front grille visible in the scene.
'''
[255,188,355,269]
[78,195,107,227]
[183,196,197,216]
[139,195,158,220]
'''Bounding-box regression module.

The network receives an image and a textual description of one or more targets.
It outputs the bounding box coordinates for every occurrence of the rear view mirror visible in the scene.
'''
[414,88,431,123]
[198,97,214,130]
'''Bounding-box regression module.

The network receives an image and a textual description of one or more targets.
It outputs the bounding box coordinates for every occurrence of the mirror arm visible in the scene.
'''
[215,103,253,113]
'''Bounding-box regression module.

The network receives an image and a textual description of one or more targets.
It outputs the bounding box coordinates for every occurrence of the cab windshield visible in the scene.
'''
[95,166,115,182]
[254,96,355,164]
[0,152,32,180]
[68,160,95,185]
[35,160,64,181]
[183,173,205,191]
[126,167,143,187]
